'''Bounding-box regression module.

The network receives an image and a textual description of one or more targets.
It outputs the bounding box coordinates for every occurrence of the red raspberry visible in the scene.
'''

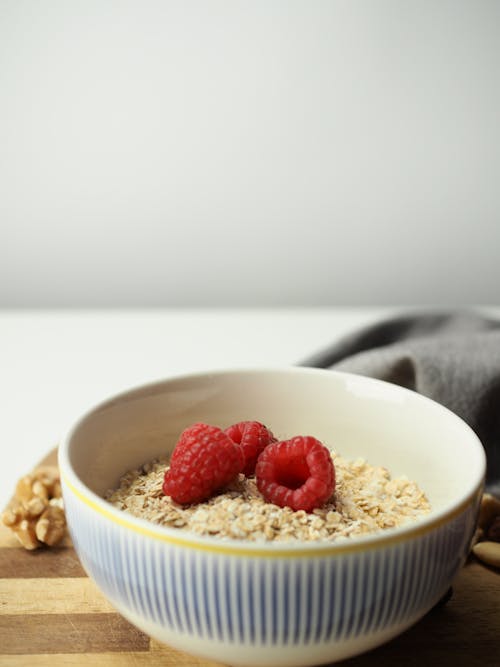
[255,436,335,512]
[224,421,276,476]
[163,423,244,504]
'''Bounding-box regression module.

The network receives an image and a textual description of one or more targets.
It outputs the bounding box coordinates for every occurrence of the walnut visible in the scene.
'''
[14,519,40,550]
[26,496,47,517]
[32,480,49,502]
[15,475,36,503]
[35,506,66,546]
[1,465,67,550]
[33,466,61,497]
[1,508,18,527]
[487,516,500,542]
[472,541,500,569]
[478,493,500,530]
[471,493,500,567]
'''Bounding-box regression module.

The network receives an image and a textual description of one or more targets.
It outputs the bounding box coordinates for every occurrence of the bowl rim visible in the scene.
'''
[58,366,486,558]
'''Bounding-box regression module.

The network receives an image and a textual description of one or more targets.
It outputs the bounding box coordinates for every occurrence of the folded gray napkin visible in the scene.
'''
[301,311,500,495]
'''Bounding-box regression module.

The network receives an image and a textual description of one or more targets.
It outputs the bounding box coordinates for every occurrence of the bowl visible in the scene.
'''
[58,367,485,666]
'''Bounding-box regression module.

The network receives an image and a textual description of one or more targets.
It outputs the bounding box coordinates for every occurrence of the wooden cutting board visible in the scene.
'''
[1,450,499,667]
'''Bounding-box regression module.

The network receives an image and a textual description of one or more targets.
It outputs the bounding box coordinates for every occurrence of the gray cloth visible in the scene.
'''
[301,311,500,495]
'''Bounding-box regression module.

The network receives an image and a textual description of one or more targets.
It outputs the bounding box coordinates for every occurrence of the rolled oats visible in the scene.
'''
[105,453,431,543]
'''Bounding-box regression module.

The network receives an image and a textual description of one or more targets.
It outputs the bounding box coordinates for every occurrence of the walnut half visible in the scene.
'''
[1,466,67,550]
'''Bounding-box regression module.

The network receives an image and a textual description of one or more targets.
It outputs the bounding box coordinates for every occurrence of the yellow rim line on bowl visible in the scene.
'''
[62,473,482,558]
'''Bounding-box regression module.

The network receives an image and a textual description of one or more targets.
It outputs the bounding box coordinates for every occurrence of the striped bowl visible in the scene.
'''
[59,368,485,666]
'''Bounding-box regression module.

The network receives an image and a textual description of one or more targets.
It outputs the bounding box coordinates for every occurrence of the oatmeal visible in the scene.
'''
[105,453,430,542]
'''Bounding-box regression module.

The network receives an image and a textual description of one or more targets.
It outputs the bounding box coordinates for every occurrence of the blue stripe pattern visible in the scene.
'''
[64,489,478,646]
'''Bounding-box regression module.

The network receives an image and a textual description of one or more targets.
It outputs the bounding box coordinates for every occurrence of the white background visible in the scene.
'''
[2,1,500,307]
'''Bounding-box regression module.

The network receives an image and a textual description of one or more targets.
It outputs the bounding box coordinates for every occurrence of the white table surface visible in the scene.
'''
[2,306,497,510]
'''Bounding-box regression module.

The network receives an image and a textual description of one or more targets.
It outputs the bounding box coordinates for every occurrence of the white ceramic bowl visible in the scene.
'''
[58,368,485,666]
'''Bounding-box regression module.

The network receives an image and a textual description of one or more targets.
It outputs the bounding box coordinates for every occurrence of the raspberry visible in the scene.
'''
[255,436,335,512]
[224,421,276,476]
[163,423,244,504]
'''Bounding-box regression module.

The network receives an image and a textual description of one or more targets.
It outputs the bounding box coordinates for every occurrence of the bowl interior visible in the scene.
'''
[64,368,485,519]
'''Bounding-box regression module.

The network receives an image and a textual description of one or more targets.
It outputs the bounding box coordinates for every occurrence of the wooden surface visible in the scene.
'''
[1,451,499,667]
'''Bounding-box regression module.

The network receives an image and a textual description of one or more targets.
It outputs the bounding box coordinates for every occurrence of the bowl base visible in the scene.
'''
[120,606,429,666]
